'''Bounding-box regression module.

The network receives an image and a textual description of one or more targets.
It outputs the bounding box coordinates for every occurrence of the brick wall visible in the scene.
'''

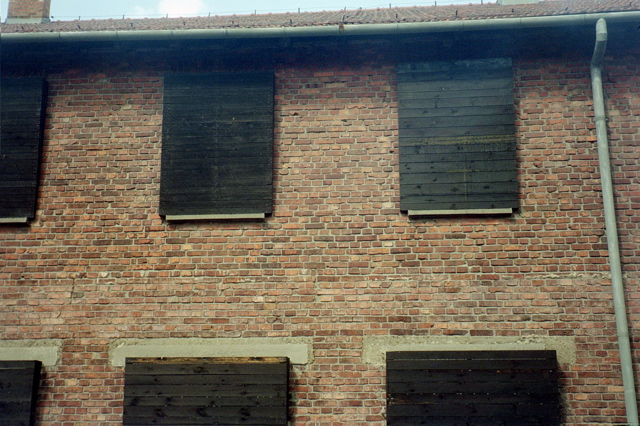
[1,44,639,425]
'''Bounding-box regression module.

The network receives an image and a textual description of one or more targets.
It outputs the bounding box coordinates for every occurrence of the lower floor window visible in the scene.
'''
[0,360,42,426]
[124,357,289,425]
[386,350,560,425]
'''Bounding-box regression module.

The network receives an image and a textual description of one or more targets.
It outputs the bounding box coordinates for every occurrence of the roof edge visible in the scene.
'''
[2,11,640,43]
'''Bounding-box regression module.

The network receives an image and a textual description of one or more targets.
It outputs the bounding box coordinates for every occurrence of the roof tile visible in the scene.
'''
[1,0,639,33]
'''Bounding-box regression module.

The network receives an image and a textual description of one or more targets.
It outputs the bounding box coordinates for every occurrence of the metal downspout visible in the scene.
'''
[590,18,639,425]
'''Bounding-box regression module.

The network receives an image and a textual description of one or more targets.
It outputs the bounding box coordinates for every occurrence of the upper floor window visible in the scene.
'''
[397,58,517,216]
[0,77,48,223]
[159,72,274,220]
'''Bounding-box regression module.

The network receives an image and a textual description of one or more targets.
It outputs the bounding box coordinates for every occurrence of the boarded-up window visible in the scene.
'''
[0,361,42,426]
[398,58,517,215]
[0,77,48,222]
[160,72,274,219]
[123,357,289,425]
[387,350,560,425]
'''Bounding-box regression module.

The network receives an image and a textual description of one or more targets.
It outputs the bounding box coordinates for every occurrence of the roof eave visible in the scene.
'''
[1,11,639,43]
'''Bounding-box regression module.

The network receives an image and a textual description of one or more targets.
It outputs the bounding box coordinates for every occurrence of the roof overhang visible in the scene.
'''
[2,11,640,44]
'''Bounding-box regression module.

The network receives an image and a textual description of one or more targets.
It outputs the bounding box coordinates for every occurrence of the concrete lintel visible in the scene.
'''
[408,208,514,217]
[362,335,576,365]
[165,213,266,221]
[109,337,312,366]
[0,339,63,366]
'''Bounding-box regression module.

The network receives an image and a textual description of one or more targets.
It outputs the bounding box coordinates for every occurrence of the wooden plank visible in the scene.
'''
[397,67,513,83]
[161,189,273,204]
[162,133,271,146]
[124,415,285,425]
[400,138,514,154]
[389,392,559,405]
[164,95,274,107]
[126,358,287,373]
[124,383,286,398]
[164,71,274,86]
[401,154,515,169]
[125,357,288,364]
[387,350,557,361]
[124,405,286,418]
[399,124,515,139]
[388,380,556,395]
[398,58,513,74]
[400,171,516,185]
[403,178,512,200]
[399,93,514,108]
[162,173,272,187]
[126,373,286,386]
[162,154,272,167]
[387,402,559,418]
[400,104,514,119]
[389,416,557,426]
[387,369,557,384]
[162,121,273,137]
[164,86,274,97]
[399,113,514,129]
[397,86,513,102]
[124,396,288,407]
[0,178,40,188]
[160,184,272,197]
[162,161,272,175]
[400,183,518,199]
[398,78,512,95]
[0,143,42,155]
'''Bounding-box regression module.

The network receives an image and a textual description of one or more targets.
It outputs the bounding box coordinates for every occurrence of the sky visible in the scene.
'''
[1,0,485,21]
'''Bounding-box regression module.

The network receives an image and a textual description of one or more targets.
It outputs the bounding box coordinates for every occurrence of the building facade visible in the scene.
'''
[1,0,640,424]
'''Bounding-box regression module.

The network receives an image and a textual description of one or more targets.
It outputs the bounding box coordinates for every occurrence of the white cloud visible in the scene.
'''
[157,0,207,17]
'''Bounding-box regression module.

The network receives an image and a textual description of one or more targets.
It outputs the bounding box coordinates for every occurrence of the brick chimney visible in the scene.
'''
[6,0,51,23]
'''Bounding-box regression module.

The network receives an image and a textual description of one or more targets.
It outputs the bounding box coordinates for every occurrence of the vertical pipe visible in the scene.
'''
[590,18,639,425]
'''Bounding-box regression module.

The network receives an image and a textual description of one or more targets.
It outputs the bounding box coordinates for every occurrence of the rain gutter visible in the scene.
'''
[590,18,639,426]
[2,11,640,43]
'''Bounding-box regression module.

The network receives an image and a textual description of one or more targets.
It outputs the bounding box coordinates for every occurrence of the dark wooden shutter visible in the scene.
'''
[0,361,42,426]
[0,77,48,222]
[398,58,517,213]
[387,350,560,426]
[160,72,274,217]
[124,357,289,425]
